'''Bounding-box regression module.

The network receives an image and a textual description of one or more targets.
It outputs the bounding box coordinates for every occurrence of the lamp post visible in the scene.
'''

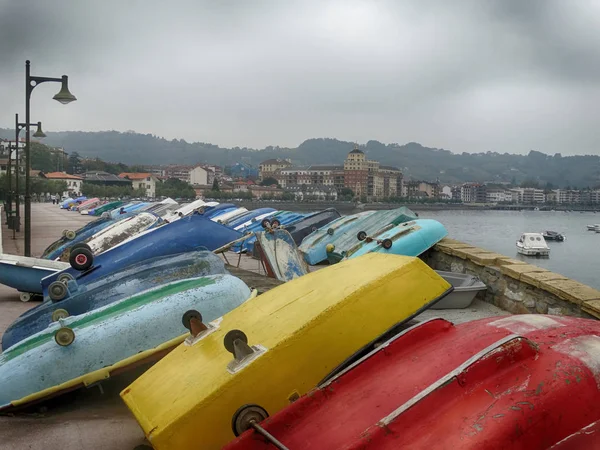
[5,140,13,219]
[14,114,46,238]
[24,60,76,256]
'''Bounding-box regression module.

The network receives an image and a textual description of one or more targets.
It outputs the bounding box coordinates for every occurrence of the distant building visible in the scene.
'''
[248,185,285,199]
[285,184,338,201]
[229,162,258,179]
[44,172,84,197]
[522,188,545,204]
[485,188,510,203]
[343,146,369,197]
[276,165,342,188]
[118,172,159,197]
[407,181,441,199]
[83,171,132,188]
[554,189,581,204]
[258,159,292,182]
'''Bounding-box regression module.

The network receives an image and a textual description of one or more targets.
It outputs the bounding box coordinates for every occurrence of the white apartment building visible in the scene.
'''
[118,173,159,197]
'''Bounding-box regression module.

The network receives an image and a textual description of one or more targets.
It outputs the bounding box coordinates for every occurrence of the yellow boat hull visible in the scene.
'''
[121,253,451,449]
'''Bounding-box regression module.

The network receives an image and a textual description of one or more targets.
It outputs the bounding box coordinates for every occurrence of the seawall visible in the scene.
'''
[424,238,600,319]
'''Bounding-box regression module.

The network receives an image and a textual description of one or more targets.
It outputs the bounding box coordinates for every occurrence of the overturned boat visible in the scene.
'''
[0,253,69,300]
[326,219,447,263]
[120,254,452,449]
[224,315,600,450]
[281,208,341,245]
[2,250,227,350]
[40,215,242,300]
[0,274,251,411]
[299,207,417,265]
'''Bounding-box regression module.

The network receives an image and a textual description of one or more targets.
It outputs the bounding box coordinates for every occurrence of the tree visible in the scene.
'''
[67,152,83,174]
[212,179,220,191]
[260,177,279,187]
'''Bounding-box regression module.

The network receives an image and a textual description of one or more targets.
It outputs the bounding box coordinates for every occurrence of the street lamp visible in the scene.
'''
[13,114,46,236]
[24,60,76,256]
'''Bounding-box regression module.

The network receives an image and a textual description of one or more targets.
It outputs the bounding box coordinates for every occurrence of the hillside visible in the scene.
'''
[1,129,598,188]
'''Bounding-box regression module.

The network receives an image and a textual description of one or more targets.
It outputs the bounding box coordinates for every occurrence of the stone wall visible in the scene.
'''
[424,238,600,319]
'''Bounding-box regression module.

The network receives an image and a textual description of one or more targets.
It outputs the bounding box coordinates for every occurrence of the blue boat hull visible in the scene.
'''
[40,215,242,299]
[284,208,341,245]
[2,251,227,350]
[300,208,417,265]
[330,219,448,262]
[0,262,61,294]
[42,212,140,260]
[232,211,306,253]
[0,274,252,410]
[224,208,276,228]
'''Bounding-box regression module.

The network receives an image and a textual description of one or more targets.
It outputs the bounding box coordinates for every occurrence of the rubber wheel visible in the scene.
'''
[231,404,269,437]
[271,219,281,228]
[382,238,393,250]
[58,273,75,285]
[49,281,68,301]
[182,310,203,331]
[51,308,69,321]
[65,230,76,240]
[55,327,75,346]
[311,226,318,232]
[69,248,94,271]
[327,228,334,236]
[62,229,68,237]
[224,329,248,355]
[357,231,367,241]
[71,242,92,253]
[261,219,271,229]
[19,292,32,302]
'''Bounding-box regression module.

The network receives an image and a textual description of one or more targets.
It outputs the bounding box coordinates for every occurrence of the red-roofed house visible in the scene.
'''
[44,172,84,197]
[118,173,159,197]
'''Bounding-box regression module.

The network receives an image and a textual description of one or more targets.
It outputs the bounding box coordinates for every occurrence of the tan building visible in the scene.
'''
[344,146,369,197]
[118,172,159,197]
[44,172,84,197]
[276,165,342,188]
[258,159,292,182]
[407,181,441,199]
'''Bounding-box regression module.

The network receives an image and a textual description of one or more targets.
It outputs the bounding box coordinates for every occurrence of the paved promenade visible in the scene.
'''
[0,204,146,450]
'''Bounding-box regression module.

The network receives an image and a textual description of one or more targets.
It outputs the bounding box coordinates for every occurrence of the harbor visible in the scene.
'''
[2,201,600,449]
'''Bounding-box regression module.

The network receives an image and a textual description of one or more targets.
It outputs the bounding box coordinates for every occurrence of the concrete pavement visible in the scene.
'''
[0,203,146,450]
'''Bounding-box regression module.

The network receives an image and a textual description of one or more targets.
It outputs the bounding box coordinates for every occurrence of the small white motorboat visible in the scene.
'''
[587,224,600,231]
[516,232,550,257]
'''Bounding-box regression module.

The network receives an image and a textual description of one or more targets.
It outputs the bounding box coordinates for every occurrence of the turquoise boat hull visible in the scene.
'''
[300,207,417,265]
[0,274,251,410]
[327,219,448,263]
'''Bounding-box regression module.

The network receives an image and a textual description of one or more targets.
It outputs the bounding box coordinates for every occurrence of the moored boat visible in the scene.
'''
[59,196,86,209]
[586,224,600,231]
[542,230,566,241]
[224,315,600,450]
[232,211,307,253]
[2,250,227,350]
[0,274,252,411]
[226,208,277,229]
[120,253,452,449]
[516,232,550,257]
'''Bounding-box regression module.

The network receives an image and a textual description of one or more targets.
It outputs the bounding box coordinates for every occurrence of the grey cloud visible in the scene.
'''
[1,0,600,155]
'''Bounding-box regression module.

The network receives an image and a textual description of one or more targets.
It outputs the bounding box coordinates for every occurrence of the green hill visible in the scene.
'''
[1,129,598,188]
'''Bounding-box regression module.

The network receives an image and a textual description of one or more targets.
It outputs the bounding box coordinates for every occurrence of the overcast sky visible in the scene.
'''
[1,0,600,155]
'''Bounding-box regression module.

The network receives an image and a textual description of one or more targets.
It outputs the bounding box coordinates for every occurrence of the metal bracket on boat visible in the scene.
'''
[231,404,289,450]
[184,316,222,346]
[224,329,267,374]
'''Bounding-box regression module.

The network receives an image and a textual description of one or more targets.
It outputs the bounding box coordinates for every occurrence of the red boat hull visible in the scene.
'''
[225,315,600,450]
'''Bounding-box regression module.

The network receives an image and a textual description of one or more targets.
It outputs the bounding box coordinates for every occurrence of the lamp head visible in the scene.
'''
[52,75,77,105]
[33,122,46,138]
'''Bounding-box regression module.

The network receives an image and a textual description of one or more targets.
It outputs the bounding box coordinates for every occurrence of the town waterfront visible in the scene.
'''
[418,209,599,289]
